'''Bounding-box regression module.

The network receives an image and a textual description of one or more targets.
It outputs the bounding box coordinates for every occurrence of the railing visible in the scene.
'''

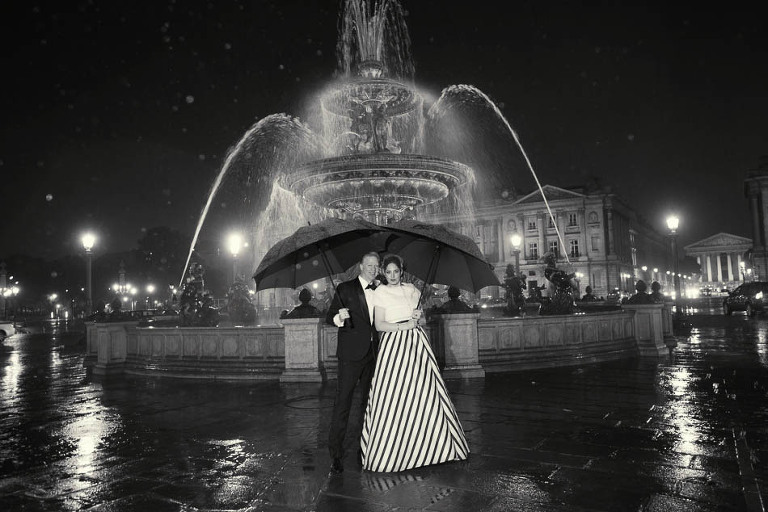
[88,304,674,381]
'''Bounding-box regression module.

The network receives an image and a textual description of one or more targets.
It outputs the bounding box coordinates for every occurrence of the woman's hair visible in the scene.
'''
[381,253,404,272]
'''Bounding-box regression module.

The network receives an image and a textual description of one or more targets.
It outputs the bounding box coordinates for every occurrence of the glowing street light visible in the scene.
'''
[665,214,681,301]
[147,284,155,310]
[81,232,97,314]
[227,232,244,282]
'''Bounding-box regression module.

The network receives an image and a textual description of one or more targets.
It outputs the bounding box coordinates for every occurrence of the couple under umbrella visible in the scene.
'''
[254,218,497,474]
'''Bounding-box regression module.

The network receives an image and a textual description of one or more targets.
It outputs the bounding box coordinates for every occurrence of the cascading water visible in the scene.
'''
[179,114,325,287]
[428,84,570,266]
[183,0,556,304]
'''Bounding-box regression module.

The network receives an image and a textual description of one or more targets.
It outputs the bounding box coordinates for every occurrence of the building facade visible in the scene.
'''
[428,183,673,300]
[744,164,768,281]
[683,233,752,292]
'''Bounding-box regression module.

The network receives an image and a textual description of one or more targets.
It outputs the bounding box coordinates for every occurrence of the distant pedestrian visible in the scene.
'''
[625,280,654,304]
[439,286,474,313]
[284,288,323,318]
[650,281,665,303]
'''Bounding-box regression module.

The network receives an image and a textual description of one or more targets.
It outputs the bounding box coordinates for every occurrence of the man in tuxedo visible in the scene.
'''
[325,251,380,474]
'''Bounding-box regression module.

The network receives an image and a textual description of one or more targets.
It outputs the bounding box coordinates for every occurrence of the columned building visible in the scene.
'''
[744,163,768,280]
[683,233,752,291]
[426,183,672,299]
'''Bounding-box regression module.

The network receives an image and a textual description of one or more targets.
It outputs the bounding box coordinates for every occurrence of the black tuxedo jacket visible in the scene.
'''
[326,278,379,361]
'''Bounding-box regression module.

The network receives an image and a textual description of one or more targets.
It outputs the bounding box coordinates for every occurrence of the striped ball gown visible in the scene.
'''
[360,325,469,472]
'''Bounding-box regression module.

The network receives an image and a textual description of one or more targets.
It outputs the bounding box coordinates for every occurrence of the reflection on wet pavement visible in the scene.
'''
[1,313,767,511]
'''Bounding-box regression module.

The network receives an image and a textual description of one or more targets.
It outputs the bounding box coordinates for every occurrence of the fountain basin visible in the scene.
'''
[87,305,676,381]
[323,76,420,117]
[282,153,473,221]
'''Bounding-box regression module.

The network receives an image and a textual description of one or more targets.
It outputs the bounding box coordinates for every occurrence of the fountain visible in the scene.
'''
[89,0,677,381]
[182,0,534,292]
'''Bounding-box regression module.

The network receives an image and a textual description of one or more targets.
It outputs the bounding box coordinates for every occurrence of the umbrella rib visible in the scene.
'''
[418,244,442,309]
[315,241,348,310]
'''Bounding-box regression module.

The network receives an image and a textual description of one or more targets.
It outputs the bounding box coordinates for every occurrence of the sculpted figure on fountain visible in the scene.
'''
[541,252,578,315]
[179,262,220,327]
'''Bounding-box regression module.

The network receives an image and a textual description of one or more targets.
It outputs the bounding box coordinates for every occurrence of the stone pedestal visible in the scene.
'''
[92,322,135,376]
[622,304,666,357]
[84,322,99,367]
[280,317,323,383]
[435,313,485,379]
[661,301,677,349]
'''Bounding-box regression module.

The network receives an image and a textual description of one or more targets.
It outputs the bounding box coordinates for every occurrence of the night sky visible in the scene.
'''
[2,0,766,261]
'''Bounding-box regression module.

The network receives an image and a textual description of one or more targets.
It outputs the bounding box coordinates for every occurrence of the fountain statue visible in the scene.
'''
[178,263,220,327]
[540,252,579,315]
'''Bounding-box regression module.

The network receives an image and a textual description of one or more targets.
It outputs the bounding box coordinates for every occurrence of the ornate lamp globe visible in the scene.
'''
[81,232,96,252]
[666,215,679,233]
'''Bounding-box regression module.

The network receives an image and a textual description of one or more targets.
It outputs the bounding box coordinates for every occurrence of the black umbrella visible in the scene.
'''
[380,219,500,299]
[252,217,387,291]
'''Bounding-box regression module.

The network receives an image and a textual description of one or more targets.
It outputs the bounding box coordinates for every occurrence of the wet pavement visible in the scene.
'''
[1,309,767,511]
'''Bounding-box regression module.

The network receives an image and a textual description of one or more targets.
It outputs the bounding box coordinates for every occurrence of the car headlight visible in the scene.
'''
[756,292,763,300]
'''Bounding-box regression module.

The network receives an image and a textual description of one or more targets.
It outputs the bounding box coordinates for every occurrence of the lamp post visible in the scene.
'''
[3,286,19,318]
[227,232,244,282]
[666,215,681,302]
[510,233,522,276]
[81,232,96,315]
[146,284,155,310]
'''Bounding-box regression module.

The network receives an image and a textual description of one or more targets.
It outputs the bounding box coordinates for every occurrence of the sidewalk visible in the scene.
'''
[0,313,766,511]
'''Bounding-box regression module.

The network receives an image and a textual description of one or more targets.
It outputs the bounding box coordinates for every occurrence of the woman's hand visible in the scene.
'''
[396,319,415,332]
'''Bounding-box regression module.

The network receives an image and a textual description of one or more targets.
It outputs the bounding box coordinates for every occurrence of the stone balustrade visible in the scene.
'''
[477,310,636,372]
[87,304,675,382]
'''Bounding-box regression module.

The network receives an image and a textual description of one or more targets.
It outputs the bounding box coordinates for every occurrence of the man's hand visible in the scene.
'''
[339,308,350,321]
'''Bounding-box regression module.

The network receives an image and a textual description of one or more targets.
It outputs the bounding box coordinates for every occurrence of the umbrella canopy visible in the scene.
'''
[380,219,500,294]
[253,217,387,291]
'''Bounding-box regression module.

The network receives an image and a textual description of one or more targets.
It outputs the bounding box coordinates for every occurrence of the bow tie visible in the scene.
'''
[365,282,377,291]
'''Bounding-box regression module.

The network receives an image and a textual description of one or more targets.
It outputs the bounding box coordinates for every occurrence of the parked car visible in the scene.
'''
[0,320,17,342]
[723,282,768,316]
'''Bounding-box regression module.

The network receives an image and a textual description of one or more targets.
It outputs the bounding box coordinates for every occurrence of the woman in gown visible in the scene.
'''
[360,254,469,472]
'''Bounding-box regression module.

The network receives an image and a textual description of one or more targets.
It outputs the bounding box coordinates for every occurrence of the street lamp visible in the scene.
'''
[1,285,19,318]
[227,232,244,282]
[510,233,522,276]
[666,214,681,302]
[146,284,155,310]
[81,232,96,315]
